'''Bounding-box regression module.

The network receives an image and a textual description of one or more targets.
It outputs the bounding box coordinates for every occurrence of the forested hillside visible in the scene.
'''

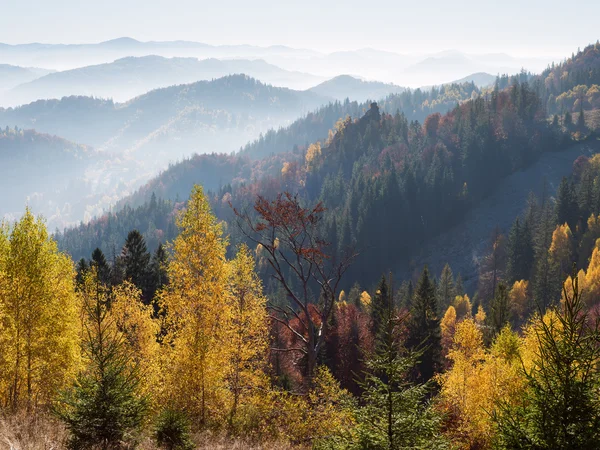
[99,80,483,210]
[534,41,600,114]
[56,79,586,282]
[0,127,100,218]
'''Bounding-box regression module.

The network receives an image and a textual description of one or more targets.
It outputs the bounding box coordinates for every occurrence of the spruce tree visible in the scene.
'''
[350,276,448,450]
[488,282,510,336]
[148,243,169,304]
[436,263,455,313]
[56,269,148,449]
[506,218,534,283]
[556,177,579,230]
[494,273,600,449]
[122,230,151,301]
[91,247,111,286]
[406,267,441,382]
[371,275,389,337]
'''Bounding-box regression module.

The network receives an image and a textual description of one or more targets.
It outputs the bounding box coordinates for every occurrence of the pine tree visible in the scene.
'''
[533,202,557,311]
[56,269,148,449]
[577,104,586,130]
[455,274,464,297]
[406,267,442,382]
[76,258,88,287]
[494,273,600,449]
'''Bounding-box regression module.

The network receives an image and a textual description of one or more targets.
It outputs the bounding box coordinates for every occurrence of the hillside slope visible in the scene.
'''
[400,138,600,292]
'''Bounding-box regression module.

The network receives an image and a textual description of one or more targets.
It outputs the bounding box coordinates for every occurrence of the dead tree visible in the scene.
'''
[234,192,355,382]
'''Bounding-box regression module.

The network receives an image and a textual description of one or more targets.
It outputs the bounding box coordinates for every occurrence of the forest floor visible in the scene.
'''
[397,137,600,293]
[0,413,298,450]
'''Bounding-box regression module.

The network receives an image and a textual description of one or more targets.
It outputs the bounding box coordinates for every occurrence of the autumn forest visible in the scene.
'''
[2,17,600,450]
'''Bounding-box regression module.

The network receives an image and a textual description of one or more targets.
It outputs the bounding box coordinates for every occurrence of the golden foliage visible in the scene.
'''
[159,185,230,425]
[438,320,524,448]
[111,281,160,402]
[549,223,574,275]
[224,244,270,432]
[305,142,322,169]
[509,280,529,320]
[0,209,79,410]
[359,291,372,309]
[453,294,472,320]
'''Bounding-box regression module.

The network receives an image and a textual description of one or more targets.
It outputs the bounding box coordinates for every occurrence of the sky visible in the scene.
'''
[1,0,599,57]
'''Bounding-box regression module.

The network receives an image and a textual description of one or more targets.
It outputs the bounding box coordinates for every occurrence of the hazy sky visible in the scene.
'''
[2,0,598,57]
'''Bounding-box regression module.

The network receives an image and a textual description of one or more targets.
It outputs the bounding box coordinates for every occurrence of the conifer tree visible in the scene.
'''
[494,273,600,449]
[555,177,579,230]
[406,267,441,382]
[488,282,510,336]
[161,185,230,425]
[370,275,389,337]
[351,275,447,450]
[91,247,111,286]
[148,243,169,304]
[122,230,151,301]
[506,218,534,283]
[57,269,148,449]
[437,263,455,313]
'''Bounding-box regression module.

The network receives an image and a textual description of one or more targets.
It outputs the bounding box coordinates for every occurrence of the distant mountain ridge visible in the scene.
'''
[2,56,326,106]
[0,37,556,87]
[308,75,405,101]
[0,64,54,91]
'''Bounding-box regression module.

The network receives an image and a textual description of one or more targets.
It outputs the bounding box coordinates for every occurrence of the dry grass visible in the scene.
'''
[0,414,299,450]
[0,413,67,450]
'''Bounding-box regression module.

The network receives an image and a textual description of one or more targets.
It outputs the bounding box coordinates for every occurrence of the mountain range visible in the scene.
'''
[1,56,326,106]
[0,37,555,87]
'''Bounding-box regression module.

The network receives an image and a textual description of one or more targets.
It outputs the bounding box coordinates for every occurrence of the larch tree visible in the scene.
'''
[110,281,160,400]
[0,209,79,411]
[160,185,230,426]
[225,244,270,431]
